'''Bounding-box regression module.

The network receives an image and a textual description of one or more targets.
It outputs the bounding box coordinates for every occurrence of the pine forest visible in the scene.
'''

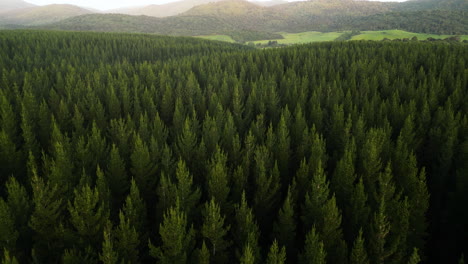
[0,30,467,264]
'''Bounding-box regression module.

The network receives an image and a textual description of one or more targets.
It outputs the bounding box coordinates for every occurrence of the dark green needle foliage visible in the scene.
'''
[0,30,465,263]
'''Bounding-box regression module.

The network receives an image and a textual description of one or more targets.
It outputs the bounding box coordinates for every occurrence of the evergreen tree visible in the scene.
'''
[239,243,255,264]
[201,198,230,263]
[0,199,18,253]
[174,159,201,220]
[122,179,147,241]
[197,241,210,264]
[99,224,119,264]
[407,248,421,264]
[68,184,109,254]
[29,170,64,262]
[272,186,296,261]
[2,249,19,264]
[349,229,369,264]
[130,134,157,202]
[266,240,286,264]
[149,201,195,264]
[299,227,326,264]
[233,192,260,262]
[107,144,128,213]
[207,146,230,212]
[114,211,140,264]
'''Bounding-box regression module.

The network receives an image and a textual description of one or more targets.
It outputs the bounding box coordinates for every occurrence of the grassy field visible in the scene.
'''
[253,31,344,45]
[196,34,236,43]
[351,30,468,41]
[197,30,468,44]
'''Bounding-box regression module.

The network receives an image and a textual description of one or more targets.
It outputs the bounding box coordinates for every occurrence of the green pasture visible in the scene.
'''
[196,30,468,44]
[253,31,344,44]
[351,30,468,41]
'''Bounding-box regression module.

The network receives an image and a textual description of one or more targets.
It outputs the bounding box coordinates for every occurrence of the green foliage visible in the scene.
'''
[201,198,231,263]
[299,227,326,264]
[149,202,195,264]
[0,30,465,263]
[266,240,287,264]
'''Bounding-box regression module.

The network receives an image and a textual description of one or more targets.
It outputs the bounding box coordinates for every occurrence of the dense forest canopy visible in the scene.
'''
[0,30,467,264]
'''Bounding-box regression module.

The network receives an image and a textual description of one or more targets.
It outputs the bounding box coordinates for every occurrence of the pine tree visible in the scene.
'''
[130,134,157,201]
[233,192,260,262]
[0,199,18,253]
[2,249,19,264]
[99,224,119,264]
[122,179,147,241]
[201,198,230,263]
[5,176,31,259]
[253,146,280,230]
[198,241,210,264]
[266,240,286,264]
[207,146,230,212]
[149,201,195,264]
[239,243,255,264]
[302,161,347,263]
[299,227,326,264]
[272,186,296,261]
[174,159,201,220]
[349,229,369,264]
[407,248,421,264]
[68,184,109,253]
[29,170,64,262]
[114,211,140,264]
[176,117,198,167]
[107,144,128,213]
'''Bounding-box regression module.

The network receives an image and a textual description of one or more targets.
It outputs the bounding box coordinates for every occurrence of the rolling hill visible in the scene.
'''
[112,0,225,18]
[2,0,465,40]
[0,4,94,25]
[0,0,35,13]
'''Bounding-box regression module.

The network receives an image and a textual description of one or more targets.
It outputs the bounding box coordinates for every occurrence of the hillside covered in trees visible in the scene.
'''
[0,30,467,264]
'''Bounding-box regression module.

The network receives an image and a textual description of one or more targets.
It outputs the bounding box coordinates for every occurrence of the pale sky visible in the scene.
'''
[25,0,408,11]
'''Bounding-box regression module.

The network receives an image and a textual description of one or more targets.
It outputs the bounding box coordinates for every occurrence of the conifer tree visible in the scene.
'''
[201,198,230,263]
[350,229,369,264]
[207,146,230,212]
[175,117,198,168]
[198,241,210,264]
[107,144,128,212]
[174,159,201,220]
[253,146,280,230]
[0,199,18,253]
[266,240,286,264]
[272,186,296,260]
[407,248,421,264]
[114,211,140,264]
[302,161,347,263]
[233,192,260,262]
[99,224,119,264]
[29,169,64,262]
[149,201,195,264]
[239,243,255,264]
[122,179,147,241]
[68,184,109,253]
[299,227,326,264]
[130,134,157,201]
[2,249,19,264]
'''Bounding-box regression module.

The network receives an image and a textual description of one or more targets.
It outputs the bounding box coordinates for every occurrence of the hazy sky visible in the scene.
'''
[25,0,408,11]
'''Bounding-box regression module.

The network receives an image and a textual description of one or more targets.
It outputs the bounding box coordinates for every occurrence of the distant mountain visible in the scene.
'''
[398,0,467,11]
[0,4,94,25]
[113,0,226,18]
[251,0,288,7]
[6,0,465,40]
[0,0,35,13]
